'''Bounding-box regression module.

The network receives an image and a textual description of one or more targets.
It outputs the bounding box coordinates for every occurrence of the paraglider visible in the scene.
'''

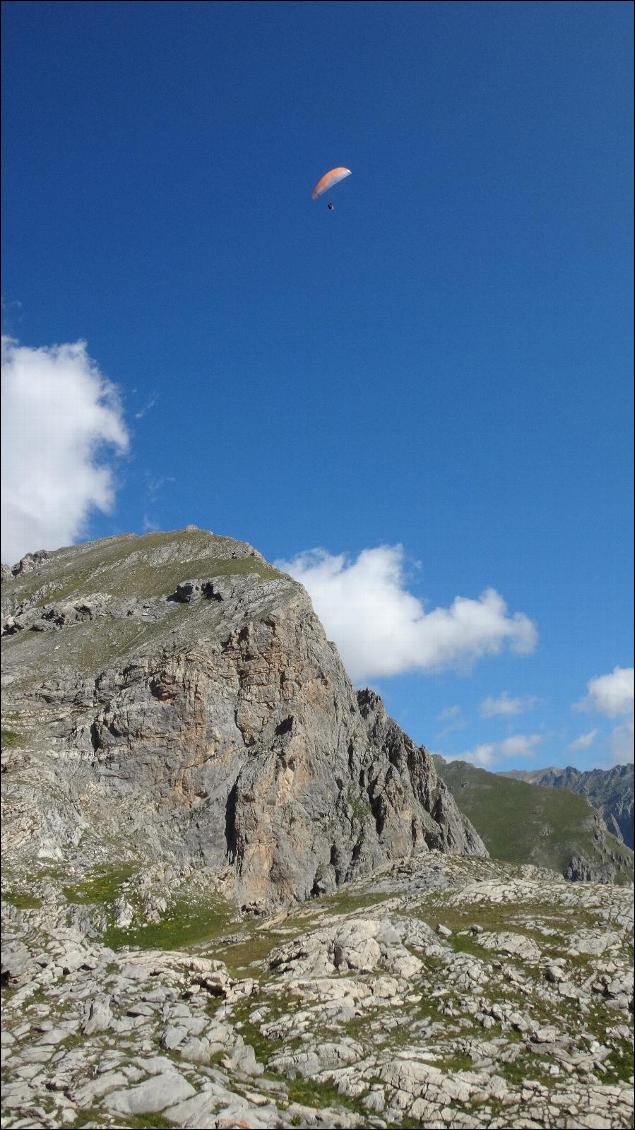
[312,167,351,211]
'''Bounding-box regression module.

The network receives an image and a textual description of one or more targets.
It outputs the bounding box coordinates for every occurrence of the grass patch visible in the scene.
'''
[601,1034,635,1084]
[344,1011,382,1041]
[0,728,22,749]
[229,999,280,1064]
[498,1052,554,1086]
[71,1109,103,1129]
[319,890,390,917]
[76,1114,176,1130]
[215,931,281,972]
[286,1075,361,1115]
[103,896,235,951]
[24,986,52,1008]
[119,1117,177,1130]
[415,891,602,945]
[343,787,372,823]
[584,1004,634,1084]
[63,865,137,906]
[433,1051,475,1071]
[1,890,42,909]
[2,529,284,610]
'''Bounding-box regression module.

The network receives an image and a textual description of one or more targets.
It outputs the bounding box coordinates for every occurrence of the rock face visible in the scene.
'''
[1,528,485,907]
[504,765,635,849]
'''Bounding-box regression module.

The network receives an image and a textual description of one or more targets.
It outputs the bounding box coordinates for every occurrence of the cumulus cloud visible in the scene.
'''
[446,733,543,768]
[1,336,128,564]
[277,545,538,683]
[574,667,634,765]
[576,666,634,719]
[480,692,538,718]
[568,729,598,752]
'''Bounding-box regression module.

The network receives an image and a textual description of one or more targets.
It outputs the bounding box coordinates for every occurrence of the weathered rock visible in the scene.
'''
[82,994,112,1035]
[106,1071,197,1114]
[478,931,542,962]
[1,528,485,906]
[1,940,33,983]
[1,850,633,1130]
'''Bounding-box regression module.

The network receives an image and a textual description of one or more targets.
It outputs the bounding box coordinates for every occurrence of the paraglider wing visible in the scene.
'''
[311,167,352,199]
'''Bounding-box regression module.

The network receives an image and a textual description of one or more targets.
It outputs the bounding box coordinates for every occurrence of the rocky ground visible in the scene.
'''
[2,852,633,1130]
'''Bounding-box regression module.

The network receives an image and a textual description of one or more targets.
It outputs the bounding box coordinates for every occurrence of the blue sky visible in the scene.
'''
[2,1,633,771]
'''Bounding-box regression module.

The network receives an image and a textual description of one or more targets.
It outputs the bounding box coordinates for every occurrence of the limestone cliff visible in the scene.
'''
[1,528,486,907]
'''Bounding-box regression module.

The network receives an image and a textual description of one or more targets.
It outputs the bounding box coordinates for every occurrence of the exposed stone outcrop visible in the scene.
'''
[1,853,632,1130]
[1,528,485,907]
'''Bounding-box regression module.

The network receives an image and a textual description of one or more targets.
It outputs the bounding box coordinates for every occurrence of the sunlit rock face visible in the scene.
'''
[1,527,485,908]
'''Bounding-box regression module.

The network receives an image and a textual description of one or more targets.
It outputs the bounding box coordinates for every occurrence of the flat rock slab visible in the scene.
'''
[105,1071,196,1114]
[478,931,542,962]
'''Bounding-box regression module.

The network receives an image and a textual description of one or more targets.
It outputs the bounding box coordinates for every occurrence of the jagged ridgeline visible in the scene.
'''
[1,527,485,907]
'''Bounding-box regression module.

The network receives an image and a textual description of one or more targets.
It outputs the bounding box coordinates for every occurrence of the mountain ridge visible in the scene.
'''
[435,757,633,884]
[501,765,634,848]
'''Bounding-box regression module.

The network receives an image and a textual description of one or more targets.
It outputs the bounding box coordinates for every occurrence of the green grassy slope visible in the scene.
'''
[2,528,283,610]
[503,765,634,849]
[436,758,634,882]
[1,528,289,690]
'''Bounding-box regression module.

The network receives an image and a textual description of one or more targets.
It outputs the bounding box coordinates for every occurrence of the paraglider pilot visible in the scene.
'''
[311,167,351,207]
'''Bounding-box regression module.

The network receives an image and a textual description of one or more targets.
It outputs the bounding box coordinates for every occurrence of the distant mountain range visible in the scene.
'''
[435,757,633,883]
[501,765,634,849]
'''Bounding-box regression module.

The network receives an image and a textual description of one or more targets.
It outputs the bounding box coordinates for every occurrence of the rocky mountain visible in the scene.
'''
[1,527,484,912]
[503,766,634,849]
[435,759,633,885]
[2,528,633,1130]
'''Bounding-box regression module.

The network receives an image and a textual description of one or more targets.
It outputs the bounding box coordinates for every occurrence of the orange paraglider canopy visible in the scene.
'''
[311,167,352,199]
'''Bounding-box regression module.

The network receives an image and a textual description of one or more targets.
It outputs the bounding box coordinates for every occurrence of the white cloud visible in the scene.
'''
[447,732,543,768]
[144,473,176,501]
[574,667,634,765]
[278,545,537,683]
[446,743,498,768]
[134,392,159,420]
[576,666,634,718]
[568,729,598,752]
[438,705,463,722]
[610,717,634,765]
[1,336,128,564]
[480,691,537,718]
[435,704,466,740]
[498,734,543,758]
